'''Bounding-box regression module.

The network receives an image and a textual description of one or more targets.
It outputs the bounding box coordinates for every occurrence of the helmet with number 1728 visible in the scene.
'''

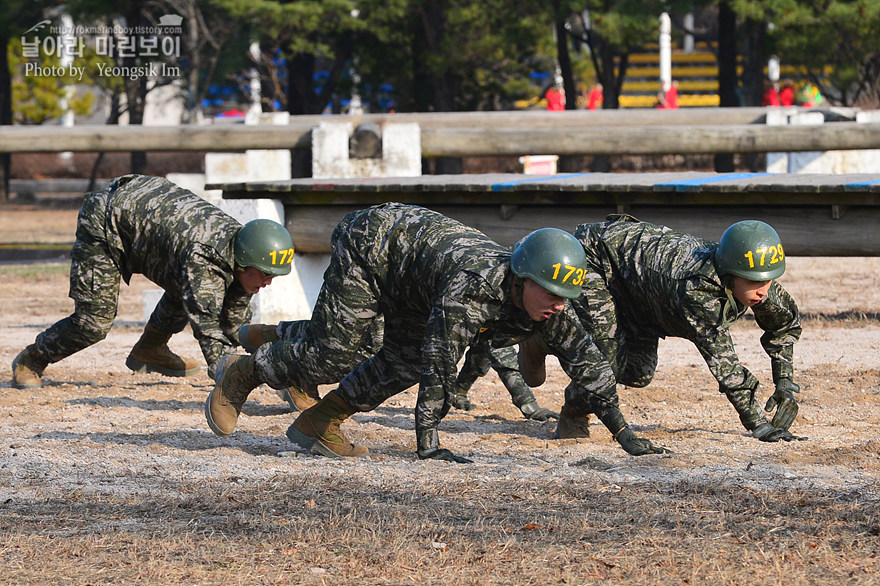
[510,228,587,299]
[233,219,295,276]
[715,220,786,281]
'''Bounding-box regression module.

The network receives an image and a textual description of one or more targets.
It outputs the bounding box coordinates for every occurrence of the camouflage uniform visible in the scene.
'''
[276,318,541,409]
[27,174,251,380]
[253,203,551,453]
[454,342,539,409]
[552,215,802,435]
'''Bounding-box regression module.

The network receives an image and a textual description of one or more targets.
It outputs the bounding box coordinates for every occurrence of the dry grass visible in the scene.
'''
[2,206,880,585]
[2,473,878,585]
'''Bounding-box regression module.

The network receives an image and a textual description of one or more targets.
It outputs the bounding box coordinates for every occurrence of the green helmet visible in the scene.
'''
[233,219,295,276]
[715,220,786,280]
[510,228,587,299]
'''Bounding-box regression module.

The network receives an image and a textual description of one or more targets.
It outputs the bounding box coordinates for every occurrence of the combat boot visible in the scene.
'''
[518,335,550,387]
[276,384,321,411]
[12,345,49,389]
[286,392,369,458]
[451,386,475,411]
[555,403,591,439]
[126,324,201,377]
[205,354,261,437]
[237,323,279,353]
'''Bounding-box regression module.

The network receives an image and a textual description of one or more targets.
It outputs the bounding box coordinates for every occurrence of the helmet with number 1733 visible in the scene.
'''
[233,219,295,276]
[510,228,587,299]
[715,220,786,281]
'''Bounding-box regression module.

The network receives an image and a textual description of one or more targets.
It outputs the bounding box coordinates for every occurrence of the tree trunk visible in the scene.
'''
[554,0,580,172]
[715,1,738,172]
[412,0,461,173]
[0,32,11,202]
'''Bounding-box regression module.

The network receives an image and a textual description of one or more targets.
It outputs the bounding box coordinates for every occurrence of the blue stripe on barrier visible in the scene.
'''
[845,180,880,188]
[492,173,591,191]
[655,172,773,190]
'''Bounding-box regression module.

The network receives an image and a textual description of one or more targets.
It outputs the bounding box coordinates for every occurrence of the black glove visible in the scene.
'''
[417,448,473,464]
[520,401,559,421]
[765,379,800,430]
[615,427,672,456]
[752,422,807,442]
[451,392,475,411]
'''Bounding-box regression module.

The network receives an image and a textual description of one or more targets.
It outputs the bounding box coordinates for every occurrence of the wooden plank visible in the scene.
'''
[285,203,880,256]
[212,173,880,256]
[215,173,880,206]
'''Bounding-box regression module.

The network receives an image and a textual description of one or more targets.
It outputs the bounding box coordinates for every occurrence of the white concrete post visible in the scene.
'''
[659,13,672,87]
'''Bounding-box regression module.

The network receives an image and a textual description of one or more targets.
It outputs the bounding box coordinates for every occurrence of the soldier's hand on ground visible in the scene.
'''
[615,427,673,456]
[765,379,800,430]
[752,422,807,442]
[417,448,473,464]
[520,401,559,421]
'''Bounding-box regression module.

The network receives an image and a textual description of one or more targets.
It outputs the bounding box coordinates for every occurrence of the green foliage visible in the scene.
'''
[8,38,96,125]
[582,0,669,47]
[762,0,880,105]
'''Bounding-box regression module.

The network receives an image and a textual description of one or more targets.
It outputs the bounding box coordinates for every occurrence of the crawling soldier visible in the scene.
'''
[519,216,804,453]
[11,174,292,388]
[206,203,589,462]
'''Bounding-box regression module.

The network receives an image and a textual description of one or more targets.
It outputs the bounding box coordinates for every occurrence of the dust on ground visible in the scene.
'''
[1,203,879,584]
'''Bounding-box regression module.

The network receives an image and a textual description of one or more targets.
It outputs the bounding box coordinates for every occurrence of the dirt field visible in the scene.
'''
[1,202,880,585]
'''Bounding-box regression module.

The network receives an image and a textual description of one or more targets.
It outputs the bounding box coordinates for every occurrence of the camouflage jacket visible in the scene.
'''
[336,204,542,452]
[100,175,251,370]
[560,217,801,429]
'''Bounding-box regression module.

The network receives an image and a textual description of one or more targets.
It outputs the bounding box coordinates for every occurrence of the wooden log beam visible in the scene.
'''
[0,107,866,155]
[419,122,880,157]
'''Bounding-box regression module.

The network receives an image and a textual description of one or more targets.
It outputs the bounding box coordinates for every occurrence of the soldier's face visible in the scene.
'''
[730,276,772,306]
[236,267,275,294]
[521,279,567,321]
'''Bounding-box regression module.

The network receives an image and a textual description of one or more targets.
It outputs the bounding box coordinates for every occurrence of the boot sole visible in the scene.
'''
[286,425,368,459]
[12,380,42,389]
[286,425,339,458]
[275,388,297,411]
[204,392,231,438]
[126,356,201,377]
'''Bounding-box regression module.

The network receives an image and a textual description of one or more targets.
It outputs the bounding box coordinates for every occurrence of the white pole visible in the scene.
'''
[659,12,672,86]
[245,40,262,124]
[768,55,780,83]
[683,12,694,53]
[59,13,75,160]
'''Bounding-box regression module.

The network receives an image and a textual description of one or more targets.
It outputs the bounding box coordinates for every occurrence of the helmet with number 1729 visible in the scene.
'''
[715,220,786,281]
[233,219,295,276]
[510,228,587,299]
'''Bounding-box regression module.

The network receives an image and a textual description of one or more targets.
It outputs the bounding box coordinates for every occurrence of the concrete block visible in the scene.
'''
[312,122,354,178]
[205,152,249,184]
[246,149,292,182]
[312,121,421,179]
[382,123,421,177]
[165,173,222,201]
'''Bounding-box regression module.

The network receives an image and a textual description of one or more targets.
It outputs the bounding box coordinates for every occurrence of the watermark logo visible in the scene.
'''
[20,14,183,80]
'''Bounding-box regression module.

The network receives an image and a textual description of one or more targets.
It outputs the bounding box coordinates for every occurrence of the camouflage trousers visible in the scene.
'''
[455,343,536,407]
[276,317,533,407]
[30,188,190,364]
[253,223,386,394]
[572,297,659,389]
